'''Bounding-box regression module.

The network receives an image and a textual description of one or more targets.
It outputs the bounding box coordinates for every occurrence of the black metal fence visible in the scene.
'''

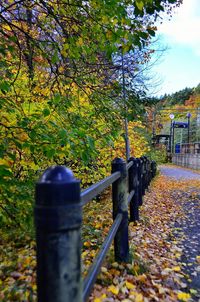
[34,156,157,302]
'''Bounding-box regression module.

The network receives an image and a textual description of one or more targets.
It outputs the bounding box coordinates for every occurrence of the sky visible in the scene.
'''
[151,0,200,96]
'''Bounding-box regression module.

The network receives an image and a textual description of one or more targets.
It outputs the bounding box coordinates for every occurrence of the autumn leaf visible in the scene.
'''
[177,292,191,301]
[172,266,181,272]
[108,285,119,295]
[94,294,107,302]
[196,256,200,263]
[125,280,136,290]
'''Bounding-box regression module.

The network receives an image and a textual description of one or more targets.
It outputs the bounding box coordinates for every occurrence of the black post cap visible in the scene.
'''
[36,166,80,206]
[39,166,75,183]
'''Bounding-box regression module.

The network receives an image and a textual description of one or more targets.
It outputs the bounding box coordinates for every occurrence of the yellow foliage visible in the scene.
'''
[172,266,181,272]
[112,121,150,158]
[76,37,84,47]
[177,292,191,301]
[125,281,136,290]
[108,285,119,295]
[94,294,107,302]
[196,255,200,263]
[129,292,144,302]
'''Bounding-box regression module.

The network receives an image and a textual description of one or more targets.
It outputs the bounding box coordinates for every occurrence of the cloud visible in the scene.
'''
[158,0,200,55]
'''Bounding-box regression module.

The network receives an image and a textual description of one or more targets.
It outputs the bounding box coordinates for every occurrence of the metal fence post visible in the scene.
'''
[151,160,157,178]
[128,157,139,222]
[143,156,148,191]
[136,158,143,206]
[35,166,82,302]
[146,158,151,188]
[140,157,145,197]
[112,158,129,263]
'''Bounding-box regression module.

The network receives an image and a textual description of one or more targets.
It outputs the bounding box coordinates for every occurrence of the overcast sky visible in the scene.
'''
[152,0,200,96]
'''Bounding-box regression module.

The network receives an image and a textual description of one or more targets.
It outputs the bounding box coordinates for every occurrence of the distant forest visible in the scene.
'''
[159,83,200,106]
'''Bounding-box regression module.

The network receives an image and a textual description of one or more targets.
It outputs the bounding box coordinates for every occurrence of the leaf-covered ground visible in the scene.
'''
[0,172,200,301]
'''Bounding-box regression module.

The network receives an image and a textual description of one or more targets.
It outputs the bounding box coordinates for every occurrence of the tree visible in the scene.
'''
[0,0,182,231]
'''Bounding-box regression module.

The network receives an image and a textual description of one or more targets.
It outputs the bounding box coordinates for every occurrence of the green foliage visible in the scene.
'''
[147,146,168,164]
[193,83,200,95]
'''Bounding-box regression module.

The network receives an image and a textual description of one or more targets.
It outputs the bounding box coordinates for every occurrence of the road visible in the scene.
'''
[160,165,200,300]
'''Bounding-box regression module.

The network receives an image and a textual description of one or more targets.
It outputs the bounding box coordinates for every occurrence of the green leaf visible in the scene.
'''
[59,129,67,139]
[147,28,156,36]
[43,108,50,117]
[135,0,144,11]
[29,130,37,140]
[139,32,149,40]
[51,53,59,64]
[0,81,10,93]
[46,149,56,159]
[52,93,61,104]
[87,136,95,149]
[81,150,89,163]
[0,165,12,177]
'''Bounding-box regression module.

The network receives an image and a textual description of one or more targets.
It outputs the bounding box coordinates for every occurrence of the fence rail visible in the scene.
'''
[175,142,200,154]
[34,156,157,302]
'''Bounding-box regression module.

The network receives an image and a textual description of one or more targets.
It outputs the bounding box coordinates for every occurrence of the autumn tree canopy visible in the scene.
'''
[0,0,182,229]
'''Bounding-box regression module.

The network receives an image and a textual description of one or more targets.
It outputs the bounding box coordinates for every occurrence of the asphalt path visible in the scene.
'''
[159,165,200,300]
[160,165,200,180]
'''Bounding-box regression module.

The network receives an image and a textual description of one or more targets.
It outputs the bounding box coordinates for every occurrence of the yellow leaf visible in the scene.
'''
[125,281,136,290]
[135,293,144,302]
[94,294,107,302]
[83,241,91,247]
[129,291,144,302]
[196,256,200,263]
[135,0,144,11]
[101,266,107,273]
[136,274,147,282]
[190,289,197,295]
[32,284,37,291]
[106,30,112,39]
[76,37,84,46]
[175,252,182,258]
[112,18,118,25]
[112,262,119,268]
[102,16,109,23]
[177,292,191,301]
[108,285,119,295]
[95,222,102,229]
[172,266,181,272]
[82,251,88,258]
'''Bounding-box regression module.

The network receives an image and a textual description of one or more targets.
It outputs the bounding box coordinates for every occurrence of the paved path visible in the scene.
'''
[160,165,200,180]
[160,165,200,300]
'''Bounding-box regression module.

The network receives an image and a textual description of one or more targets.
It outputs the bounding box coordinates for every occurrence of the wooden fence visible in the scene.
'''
[34,156,157,302]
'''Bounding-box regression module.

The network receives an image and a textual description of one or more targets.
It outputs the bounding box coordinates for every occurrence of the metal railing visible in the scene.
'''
[34,156,157,302]
[175,142,200,154]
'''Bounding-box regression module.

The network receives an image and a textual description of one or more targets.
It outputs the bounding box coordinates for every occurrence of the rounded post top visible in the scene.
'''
[112,157,127,178]
[39,166,75,183]
[112,157,126,165]
[128,157,137,166]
